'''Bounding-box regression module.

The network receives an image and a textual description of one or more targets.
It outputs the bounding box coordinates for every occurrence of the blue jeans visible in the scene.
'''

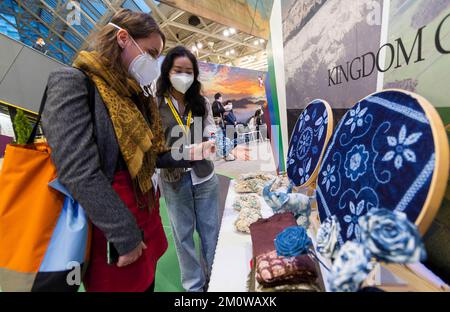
[161,173,220,292]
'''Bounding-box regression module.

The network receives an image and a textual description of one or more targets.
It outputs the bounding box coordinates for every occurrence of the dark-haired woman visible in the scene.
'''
[156,46,248,292]
[41,9,213,292]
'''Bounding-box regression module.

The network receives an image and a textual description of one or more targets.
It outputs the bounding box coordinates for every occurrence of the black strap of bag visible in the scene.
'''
[27,69,96,145]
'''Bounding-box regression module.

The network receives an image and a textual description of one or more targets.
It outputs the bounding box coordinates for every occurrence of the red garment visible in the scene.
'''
[83,171,168,292]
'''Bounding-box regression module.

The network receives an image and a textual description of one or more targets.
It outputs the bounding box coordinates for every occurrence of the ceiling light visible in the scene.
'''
[229,28,236,35]
[254,39,259,45]
[230,49,235,54]
[192,45,198,52]
[223,29,230,37]
[226,51,230,56]
[259,39,265,44]
[196,42,203,49]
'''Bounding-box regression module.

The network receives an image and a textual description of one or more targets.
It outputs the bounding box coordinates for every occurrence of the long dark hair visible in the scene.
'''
[157,46,206,117]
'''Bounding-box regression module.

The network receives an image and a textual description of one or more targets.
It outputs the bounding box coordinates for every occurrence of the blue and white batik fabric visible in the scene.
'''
[317,90,436,246]
[287,100,330,187]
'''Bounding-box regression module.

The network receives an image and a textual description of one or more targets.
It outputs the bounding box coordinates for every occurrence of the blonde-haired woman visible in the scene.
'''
[42,9,213,292]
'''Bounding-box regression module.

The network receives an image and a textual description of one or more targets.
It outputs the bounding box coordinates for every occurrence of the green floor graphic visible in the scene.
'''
[154,197,185,292]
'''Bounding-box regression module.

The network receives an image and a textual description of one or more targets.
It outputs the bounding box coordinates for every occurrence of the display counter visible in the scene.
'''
[208,179,331,292]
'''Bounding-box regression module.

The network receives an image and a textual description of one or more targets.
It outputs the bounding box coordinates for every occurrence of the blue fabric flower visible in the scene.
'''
[274,226,312,257]
[344,144,369,182]
[317,216,341,260]
[358,208,426,263]
[328,241,374,292]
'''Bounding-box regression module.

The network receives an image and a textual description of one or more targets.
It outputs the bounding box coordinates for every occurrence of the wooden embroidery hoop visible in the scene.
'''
[310,89,449,292]
[288,99,335,195]
[363,89,448,235]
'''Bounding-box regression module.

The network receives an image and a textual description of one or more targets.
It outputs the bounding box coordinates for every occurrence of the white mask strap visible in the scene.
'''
[108,22,145,55]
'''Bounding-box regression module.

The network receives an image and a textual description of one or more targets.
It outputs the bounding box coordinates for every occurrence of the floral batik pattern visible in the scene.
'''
[317,90,435,244]
[287,100,330,187]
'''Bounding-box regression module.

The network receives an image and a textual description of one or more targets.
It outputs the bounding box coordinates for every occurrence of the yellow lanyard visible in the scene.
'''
[165,96,192,135]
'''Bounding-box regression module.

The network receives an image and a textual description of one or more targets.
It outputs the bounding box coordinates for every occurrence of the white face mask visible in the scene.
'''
[109,22,160,97]
[170,73,194,94]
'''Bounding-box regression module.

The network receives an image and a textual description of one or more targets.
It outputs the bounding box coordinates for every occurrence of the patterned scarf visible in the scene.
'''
[73,50,167,195]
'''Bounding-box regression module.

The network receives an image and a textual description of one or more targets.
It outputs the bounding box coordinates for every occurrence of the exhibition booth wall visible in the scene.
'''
[266,0,450,281]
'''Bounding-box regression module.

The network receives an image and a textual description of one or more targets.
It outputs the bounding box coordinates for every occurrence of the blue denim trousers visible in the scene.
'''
[161,173,220,292]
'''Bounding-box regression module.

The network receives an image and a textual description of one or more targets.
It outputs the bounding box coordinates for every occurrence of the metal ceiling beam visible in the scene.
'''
[77,0,127,55]
[97,0,127,25]
[182,23,224,46]
[65,0,102,31]
[103,0,119,13]
[144,0,182,44]
[0,13,72,61]
[160,9,184,28]
[167,20,261,50]
[144,1,260,51]
[38,0,86,40]
[198,16,211,31]
[15,1,79,51]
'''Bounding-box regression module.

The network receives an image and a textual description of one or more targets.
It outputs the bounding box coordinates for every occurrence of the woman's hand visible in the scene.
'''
[231,145,251,161]
[190,141,216,161]
[117,241,147,268]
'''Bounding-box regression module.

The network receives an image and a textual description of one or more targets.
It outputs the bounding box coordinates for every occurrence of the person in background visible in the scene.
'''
[212,94,235,161]
[32,37,47,54]
[156,46,249,292]
[41,9,213,292]
[223,100,238,154]
[212,93,225,125]
[223,100,237,127]
[254,104,264,140]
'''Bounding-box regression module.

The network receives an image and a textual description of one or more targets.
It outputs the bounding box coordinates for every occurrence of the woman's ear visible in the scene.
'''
[116,29,129,49]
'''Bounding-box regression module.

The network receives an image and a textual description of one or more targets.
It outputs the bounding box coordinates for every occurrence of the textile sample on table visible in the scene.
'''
[249,212,298,257]
[249,213,321,290]
[235,173,276,195]
[233,194,261,212]
[247,258,321,293]
[262,179,312,227]
[268,174,291,193]
[255,250,318,287]
[234,208,262,234]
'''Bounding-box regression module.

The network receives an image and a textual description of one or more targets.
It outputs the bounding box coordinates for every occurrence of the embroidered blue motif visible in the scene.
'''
[344,145,369,182]
[345,104,368,134]
[321,164,336,192]
[317,90,435,244]
[287,100,330,187]
[382,125,422,170]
